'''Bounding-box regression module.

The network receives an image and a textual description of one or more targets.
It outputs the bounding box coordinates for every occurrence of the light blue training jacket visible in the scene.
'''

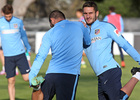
[29,20,91,84]
[84,20,140,76]
[0,16,31,56]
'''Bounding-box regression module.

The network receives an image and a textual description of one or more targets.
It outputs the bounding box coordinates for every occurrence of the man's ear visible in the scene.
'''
[96,11,99,18]
[50,18,55,24]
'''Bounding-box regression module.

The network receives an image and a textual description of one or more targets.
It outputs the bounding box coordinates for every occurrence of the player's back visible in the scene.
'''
[47,20,85,75]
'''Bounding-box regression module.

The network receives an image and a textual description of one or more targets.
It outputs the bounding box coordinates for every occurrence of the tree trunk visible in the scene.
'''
[0,0,7,17]
[12,0,35,19]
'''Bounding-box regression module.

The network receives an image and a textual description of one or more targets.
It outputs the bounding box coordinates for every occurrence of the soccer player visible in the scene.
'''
[29,10,91,100]
[0,4,31,100]
[76,8,87,68]
[82,1,140,100]
[0,8,19,76]
[103,6,125,68]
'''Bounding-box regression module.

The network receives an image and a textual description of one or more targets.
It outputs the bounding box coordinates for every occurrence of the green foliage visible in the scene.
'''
[130,0,140,17]
[0,54,140,100]
[6,0,140,18]
[83,0,104,2]
[96,0,136,19]
[84,0,140,18]
[7,0,13,5]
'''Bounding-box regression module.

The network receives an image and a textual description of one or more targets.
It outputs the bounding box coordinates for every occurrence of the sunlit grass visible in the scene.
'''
[0,54,139,100]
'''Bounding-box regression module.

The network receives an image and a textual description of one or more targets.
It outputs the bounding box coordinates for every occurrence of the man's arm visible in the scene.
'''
[29,32,51,85]
[79,22,91,48]
[20,20,31,52]
[107,24,140,64]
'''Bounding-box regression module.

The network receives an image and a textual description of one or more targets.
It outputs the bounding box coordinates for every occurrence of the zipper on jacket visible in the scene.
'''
[9,22,11,29]
[89,27,91,34]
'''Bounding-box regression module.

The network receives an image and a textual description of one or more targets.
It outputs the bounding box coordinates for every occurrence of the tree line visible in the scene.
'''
[2,0,140,19]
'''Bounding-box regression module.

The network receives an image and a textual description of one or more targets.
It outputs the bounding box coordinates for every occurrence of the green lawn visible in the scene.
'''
[0,53,140,100]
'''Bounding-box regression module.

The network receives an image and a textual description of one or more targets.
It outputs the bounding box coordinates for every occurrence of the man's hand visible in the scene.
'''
[80,21,87,28]
[31,76,45,91]
[28,52,31,56]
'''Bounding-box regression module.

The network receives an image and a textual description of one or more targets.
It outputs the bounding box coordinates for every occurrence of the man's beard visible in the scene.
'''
[86,17,97,26]
[86,20,94,26]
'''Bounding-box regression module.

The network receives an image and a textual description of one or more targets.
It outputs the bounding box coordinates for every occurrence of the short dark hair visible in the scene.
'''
[76,9,83,13]
[49,10,65,23]
[2,4,13,14]
[109,6,115,12]
[82,1,98,12]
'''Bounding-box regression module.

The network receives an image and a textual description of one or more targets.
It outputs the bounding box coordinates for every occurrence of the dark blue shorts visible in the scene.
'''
[41,73,79,100]
[5,53,30,78]
[98,67,128,100]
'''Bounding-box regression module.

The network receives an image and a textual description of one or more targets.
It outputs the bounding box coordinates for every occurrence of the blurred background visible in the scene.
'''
[0,0,140,53]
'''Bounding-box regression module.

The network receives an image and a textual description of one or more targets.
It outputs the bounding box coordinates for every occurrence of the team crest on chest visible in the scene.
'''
[95,29,100,35]
[14,24,18,28]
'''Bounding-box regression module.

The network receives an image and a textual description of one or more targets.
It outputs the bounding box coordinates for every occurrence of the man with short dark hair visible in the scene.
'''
[82,1,140,100]
[29,10,91,100]
[0,4,31,100]
[0,8,19,76]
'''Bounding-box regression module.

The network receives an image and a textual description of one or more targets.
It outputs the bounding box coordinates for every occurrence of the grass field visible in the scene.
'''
[0,53,140,100]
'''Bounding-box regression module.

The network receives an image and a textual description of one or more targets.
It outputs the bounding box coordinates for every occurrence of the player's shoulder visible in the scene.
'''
[13,16,21,20]
[0,16,4,21]
[0,17,5,25]
[99,21,118,36]
[42,28,54,41]
[100,21,116,29]
[48,27,54,33]
[71,21,86,29]
[12,16,23,23]
[0,16,3,19]
[44,27,54,36]
[71,21,83,25]
[55,20,82,29]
